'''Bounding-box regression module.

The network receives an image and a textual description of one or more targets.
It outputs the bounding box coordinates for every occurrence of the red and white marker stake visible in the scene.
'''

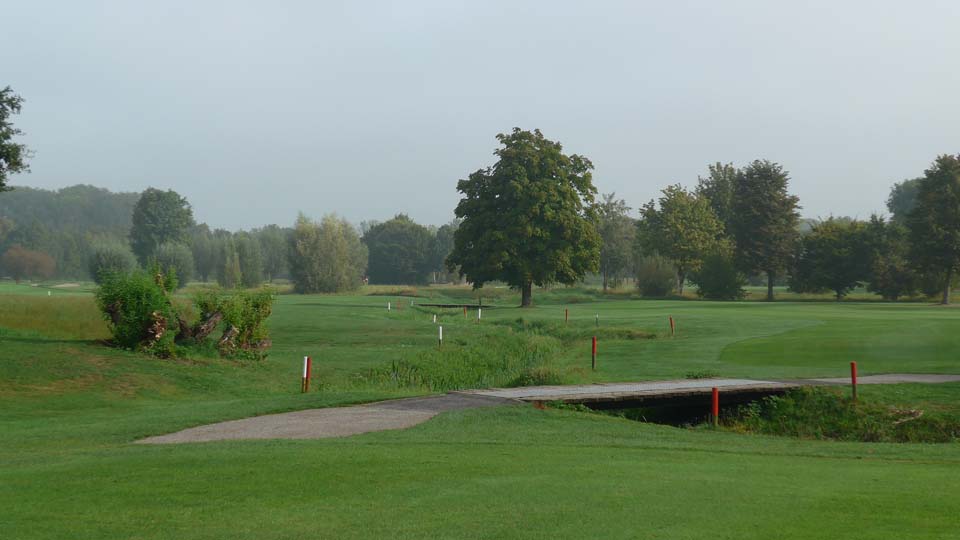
[301,356,312,393]
[850,361,858,401]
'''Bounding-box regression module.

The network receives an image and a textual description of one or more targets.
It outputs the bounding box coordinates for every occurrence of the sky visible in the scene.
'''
[3,1,959,230]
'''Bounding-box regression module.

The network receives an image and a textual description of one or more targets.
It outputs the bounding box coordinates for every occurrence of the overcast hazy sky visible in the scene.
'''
[3,1,959,230]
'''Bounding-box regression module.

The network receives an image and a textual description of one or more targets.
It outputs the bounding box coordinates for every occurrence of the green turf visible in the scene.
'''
[2,284,959,539]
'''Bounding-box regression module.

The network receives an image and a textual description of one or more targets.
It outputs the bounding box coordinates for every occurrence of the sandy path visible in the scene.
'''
[137,393,515,444]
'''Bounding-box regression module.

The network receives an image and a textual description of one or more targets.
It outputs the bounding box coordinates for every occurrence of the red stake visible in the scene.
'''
[850,361,858,401]
[669,316,675,337]
[301,356,312,393]
[711,387,719,426]
[565,308,569,324]
[591,336,597,370]
[463,306,467,318]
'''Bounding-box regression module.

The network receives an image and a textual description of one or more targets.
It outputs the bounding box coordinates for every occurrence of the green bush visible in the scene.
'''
[691,253,747,300]
[88,242,138,284]
[95,270,178,357]
[219,289,275,359]
[635,255,675,297]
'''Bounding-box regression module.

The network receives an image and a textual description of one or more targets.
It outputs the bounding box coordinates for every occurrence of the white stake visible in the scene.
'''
[438,325,443,346]
[387,302,391,312]
[432,314,437,323]
[477,308,482,321]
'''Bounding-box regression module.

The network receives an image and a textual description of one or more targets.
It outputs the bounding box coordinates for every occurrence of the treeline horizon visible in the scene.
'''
[0,172,926,292]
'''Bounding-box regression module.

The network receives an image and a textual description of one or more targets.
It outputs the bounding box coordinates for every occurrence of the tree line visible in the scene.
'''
[1,86,957,306]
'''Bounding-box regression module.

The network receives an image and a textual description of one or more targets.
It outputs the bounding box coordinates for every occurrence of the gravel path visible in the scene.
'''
[137,393,514,444]
[138,374,960,444]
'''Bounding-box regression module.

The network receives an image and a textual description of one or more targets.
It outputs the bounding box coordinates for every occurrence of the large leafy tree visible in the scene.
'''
[789,218,871,300]
[887,178,922,224]
[597,193,635,292]
[695,162,738,230]
[906,154,960,304]
[363,214,434,285]
[865,216,920,301]
[130,188,195,263]
[447,128,601,307]
[729,160,801,301]
[0,86,31,192]
[636,185,726,295]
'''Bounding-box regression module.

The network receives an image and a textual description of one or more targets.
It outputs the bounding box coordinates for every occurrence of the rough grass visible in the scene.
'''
[723,386,960,443]
[361,329,565,391]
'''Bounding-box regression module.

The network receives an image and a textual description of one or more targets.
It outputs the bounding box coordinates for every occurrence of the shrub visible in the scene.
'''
[635,255,675,297]
[151,242,194,289]
[95,269,178,357]
[88,242,137,284]
[219,289,275,359]
[691,253,747,300]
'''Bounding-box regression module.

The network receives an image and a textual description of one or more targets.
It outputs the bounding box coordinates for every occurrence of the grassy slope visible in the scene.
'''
[2,283,959,539]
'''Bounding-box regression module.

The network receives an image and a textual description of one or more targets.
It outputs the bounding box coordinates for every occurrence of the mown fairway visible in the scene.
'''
[2,283,959,539]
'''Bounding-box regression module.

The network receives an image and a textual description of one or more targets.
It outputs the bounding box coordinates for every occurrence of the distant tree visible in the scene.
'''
[0,87,32,192]
[151,242,194,289]
[288,213,367,293]
[691,253,747,300]
[253,224,289,281]
[729,160,801,301]
[865,217,920,301]
[363,214,434,285]
[0,244,55,282]
[789,219,871,300]
[220,245,243,289]
[189,225,219,282]
[887,178,922,224]
[906,154,960,304]
[235,233,264,288]
[636,185,726,295]
[430,219,460,283]
[597,193,636,292]
[696,162,738,229]
[447,128,601,307]
[130,188,195,263]
[88,242,138,284]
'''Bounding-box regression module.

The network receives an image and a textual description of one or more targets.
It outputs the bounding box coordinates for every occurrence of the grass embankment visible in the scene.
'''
[2,282,960,538]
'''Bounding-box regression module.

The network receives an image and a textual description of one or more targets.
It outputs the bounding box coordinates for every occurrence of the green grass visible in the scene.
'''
[2,284,960,538]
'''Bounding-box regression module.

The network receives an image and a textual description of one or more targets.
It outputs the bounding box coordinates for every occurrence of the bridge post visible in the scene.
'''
[711,387,719,426]
[850,361,858,401]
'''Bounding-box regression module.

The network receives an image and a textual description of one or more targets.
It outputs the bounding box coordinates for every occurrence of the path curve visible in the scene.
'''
[137,393,515,444]
[138,374,960,444]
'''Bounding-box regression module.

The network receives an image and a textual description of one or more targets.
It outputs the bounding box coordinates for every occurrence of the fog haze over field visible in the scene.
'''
[3,0,959,230]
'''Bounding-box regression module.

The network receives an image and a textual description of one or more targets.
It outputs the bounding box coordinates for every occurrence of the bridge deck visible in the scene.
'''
[460,374,960,405]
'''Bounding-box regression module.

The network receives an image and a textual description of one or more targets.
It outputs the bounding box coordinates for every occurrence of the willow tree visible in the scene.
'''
[447,128,600,307]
